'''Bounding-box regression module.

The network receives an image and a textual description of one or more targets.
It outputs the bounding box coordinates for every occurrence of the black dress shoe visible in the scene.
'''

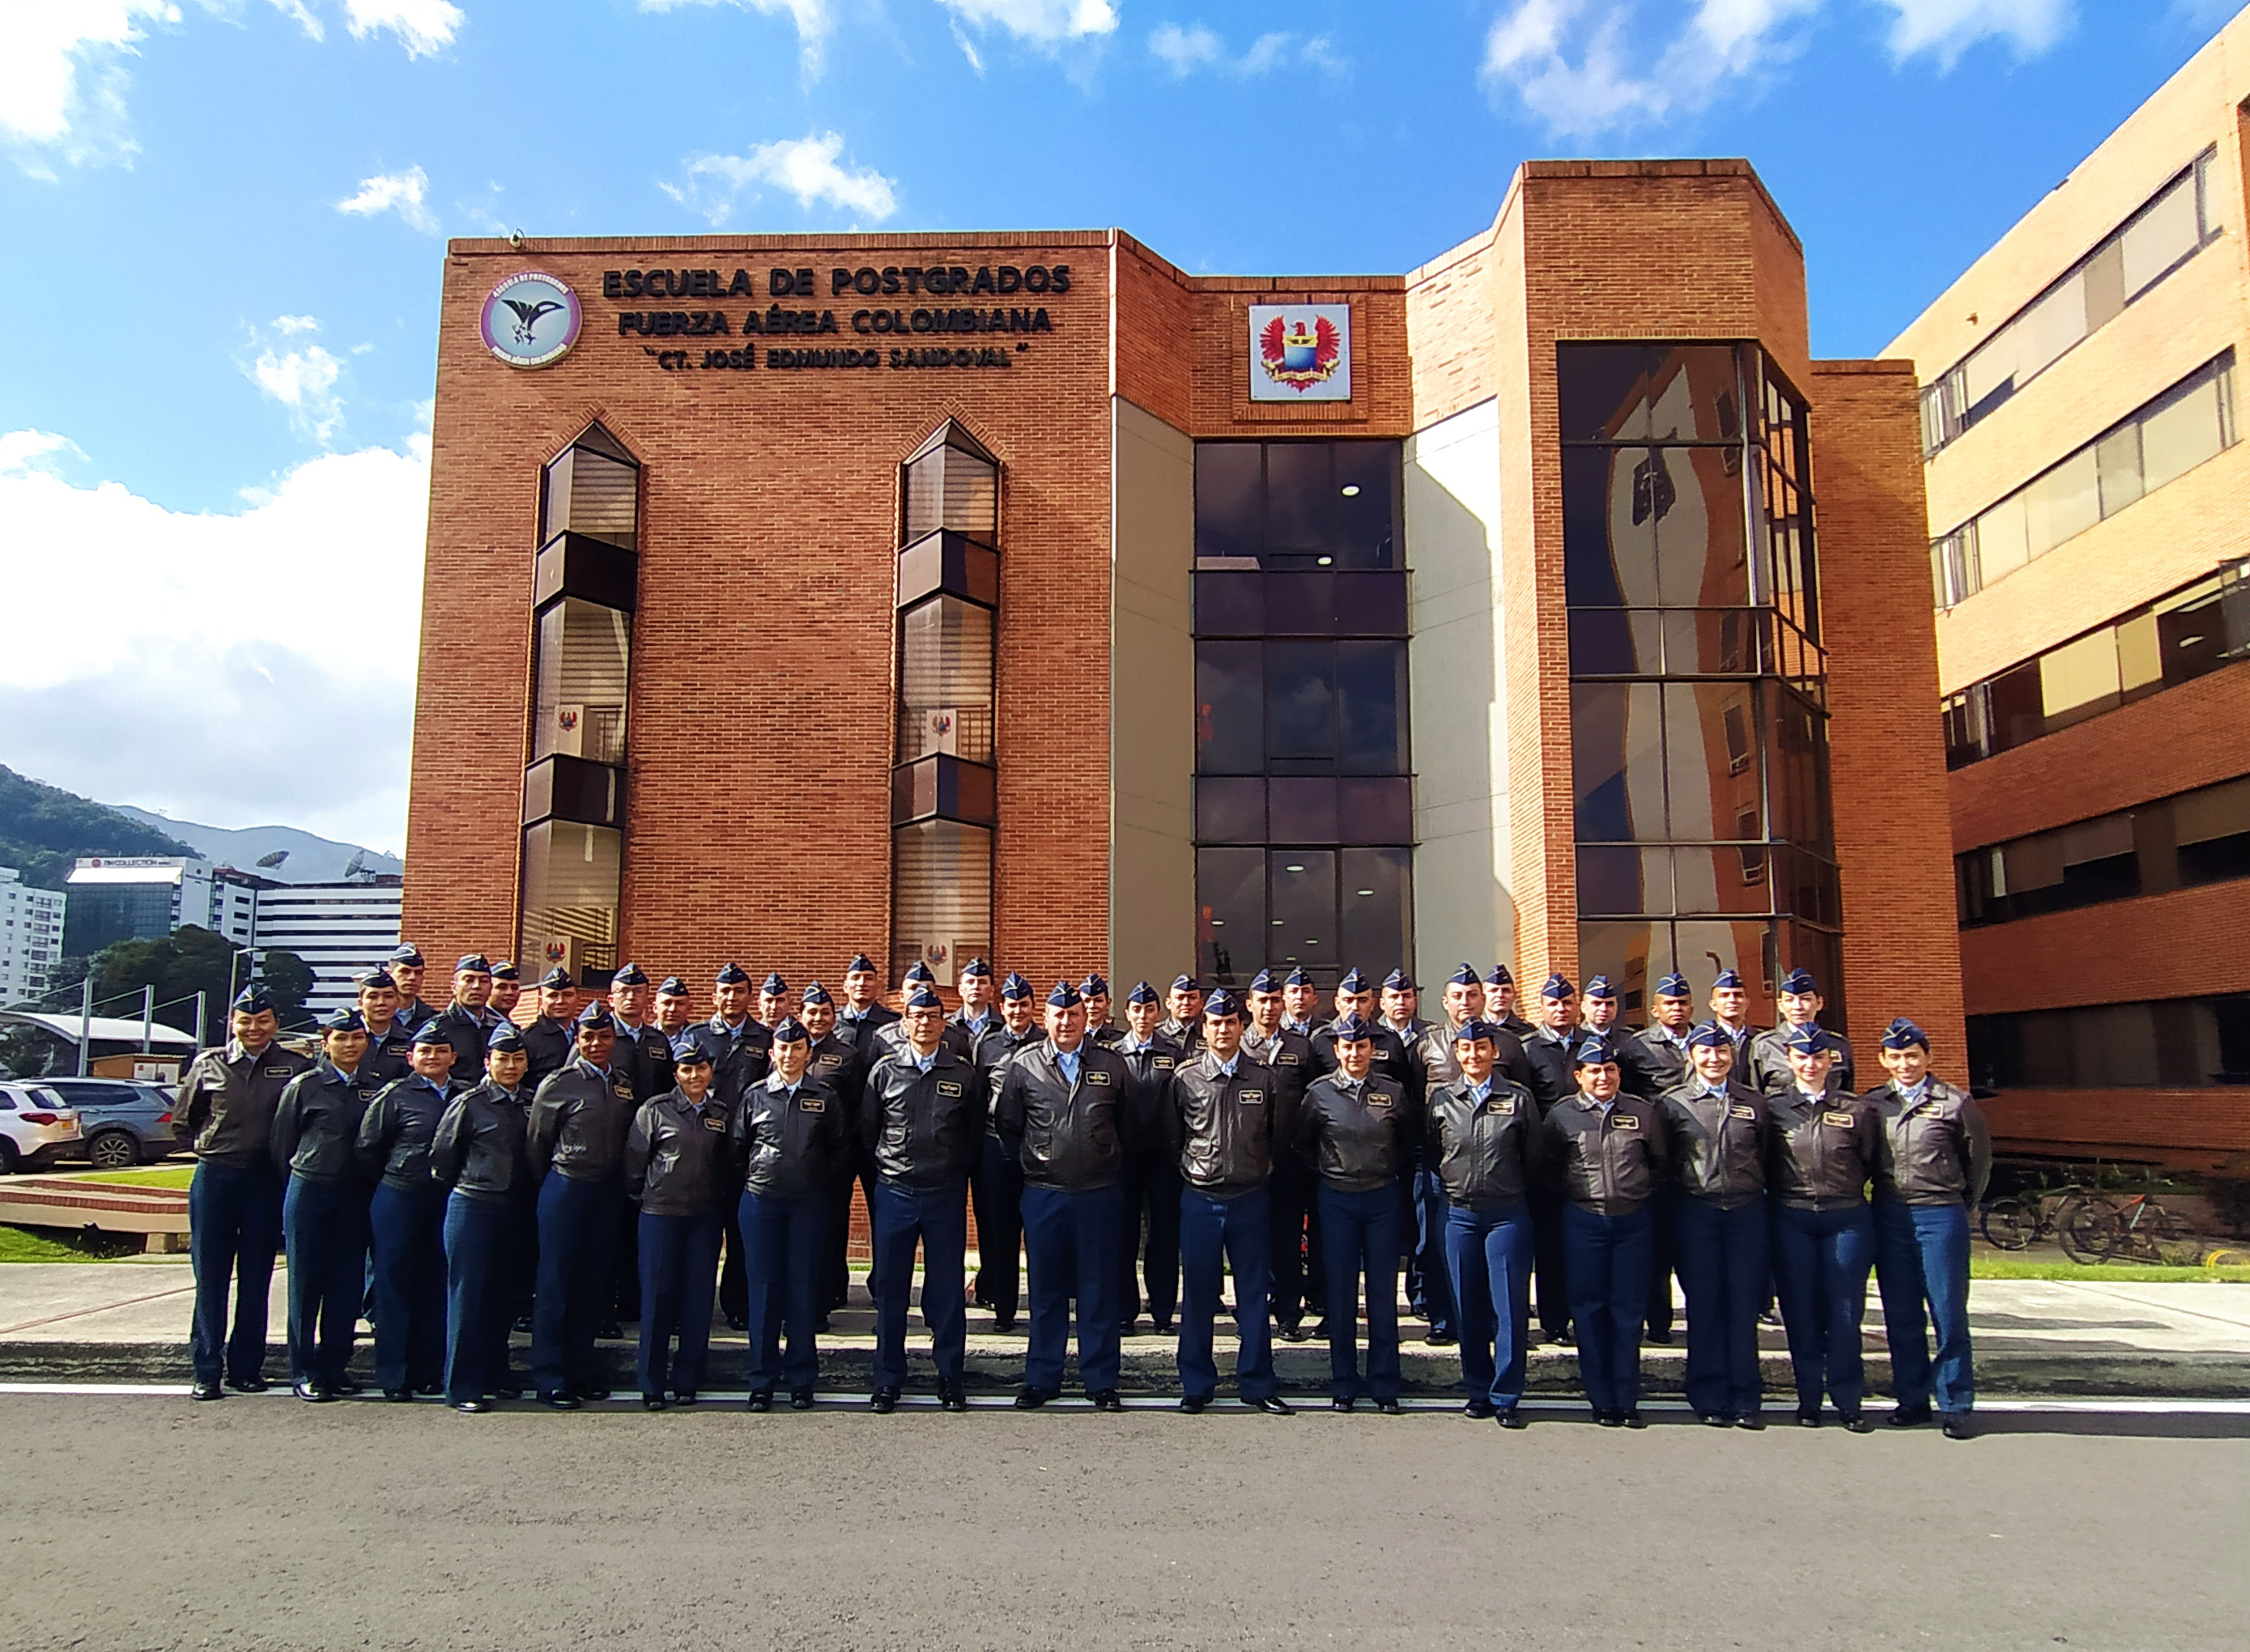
[1180,1394,1209,1414]
[1090,1389,1125,1412]
[1118,1320,1139,1339]
[1464,1397,1495,1419]
[1424,1330,1458,1348]
[1248,1395,1293,1415]
[578,1387,611,1403]
[1623,1410,1647,1429]
[383,1387,413,1403]
[513,1314,534,1334]
[1331,1395,1356,1412]
[1151,1319,1174,1336]
[1843,1413,1875,1433]
[1553,1327,1575,1347]
[540,1392,581,1411]
[411,1382,440,1397]
[1888,1404,1933,1428]
[938,1385,968,1412]
[598,1322,624,1341]
[674,1391,699,1408]
[1498,1408,1529,1429]
[993,1314,1018,1333]
[814,1314,832,1333]
[453,1399,491,1414]
[1597,1411,1623,1428]
[1374,1398,1402,1416]
[292,1382,334,1404]
[789,1388,816,1411]
[1014,1387,1053,1410]
[1645,1327,1674,1345]
[333,1379,366,1396]
[226,1375,270,1395]
[1737,1413,1766,1430]
[870,1387,900,1414]
[1278,1320,1310,1343]
[725,1311,749,1332]
[642,1393,666,1411]
[1796,1409,1823,1428]
[189,1381,223,1402]
[495,1384,525,1401]
[746,1391,773,1412]
[1308,1321,1330,1341]
[1941,1413,1974,1441]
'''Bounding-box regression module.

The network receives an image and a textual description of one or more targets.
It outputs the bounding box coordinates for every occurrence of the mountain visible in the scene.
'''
[0,766,203,890]
[105,806,404,885]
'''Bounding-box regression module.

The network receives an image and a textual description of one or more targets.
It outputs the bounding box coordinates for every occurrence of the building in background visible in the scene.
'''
[62,858,222,956]
[249,876,405,1017]
[1888,15,2250,1168]
[402,159,1963,1060]
[0,868,66,1004]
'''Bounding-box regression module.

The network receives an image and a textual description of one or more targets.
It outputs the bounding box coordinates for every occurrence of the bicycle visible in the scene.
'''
[1980,1183,2092,1251]
[2060,1190,2189,1264]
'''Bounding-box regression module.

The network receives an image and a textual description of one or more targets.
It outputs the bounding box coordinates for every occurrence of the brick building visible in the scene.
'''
[406,159,1961,1064]
[1888,17,2250,1166]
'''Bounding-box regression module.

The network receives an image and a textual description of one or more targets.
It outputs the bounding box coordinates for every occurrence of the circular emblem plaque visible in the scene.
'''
[479,271,581,368]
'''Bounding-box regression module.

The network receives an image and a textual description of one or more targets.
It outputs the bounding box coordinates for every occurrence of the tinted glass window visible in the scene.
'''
[1337,642,1407,773]
[1194,443,1262,562]
[1195,643,1263,774]
[1197,847,1265,987]
[1265,643,1337,760]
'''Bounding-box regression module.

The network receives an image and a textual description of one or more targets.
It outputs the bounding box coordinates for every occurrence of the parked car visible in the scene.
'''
[0,1084,83,1173]
[36,1079,181,1170]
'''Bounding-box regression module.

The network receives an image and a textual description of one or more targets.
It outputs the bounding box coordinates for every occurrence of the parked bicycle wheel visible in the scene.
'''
[1981,1198,2035,1251]
[2060,1197,2123,1263]
[2118,1205,2188,1265]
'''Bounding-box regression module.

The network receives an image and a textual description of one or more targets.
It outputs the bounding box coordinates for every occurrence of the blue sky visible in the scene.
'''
[0,0,2239,852]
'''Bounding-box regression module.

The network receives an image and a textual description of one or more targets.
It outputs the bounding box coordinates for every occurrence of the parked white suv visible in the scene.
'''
[0,1084,83,1173]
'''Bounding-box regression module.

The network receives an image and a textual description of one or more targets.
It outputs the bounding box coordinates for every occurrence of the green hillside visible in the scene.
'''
[0,765,202,890]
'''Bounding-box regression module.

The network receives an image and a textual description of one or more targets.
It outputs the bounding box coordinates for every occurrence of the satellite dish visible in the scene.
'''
[256,850,289,868]
[342,850,369,878]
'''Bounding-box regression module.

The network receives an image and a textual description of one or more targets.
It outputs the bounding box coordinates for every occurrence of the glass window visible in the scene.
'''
[542,443,638,550]
[1265,642,1336,760]
[1336,642,1408,773]
[1660,448,1751,609]
[1558,343,1742,444]
[891,820,990,986]
[1197,847,1265,987]
[2023,449,2100,559]
[1194,444,1263,563]
[1196,777,1265,843]
[1265,444,1333,558]
[1339,847,1412,974]
[1337,776,1413,844]
[519,821,621,983]
[1194,571,1265,635]
[2123,171,2202,296]
[1571,681,1664,843]
[897,596,994,765]
[2038,630,2121,731]
[1195,642,1263,774]
[904,432,997,543]
[2138,369,2228,492]
[1270,851,1337,971]
[1664,682,1762,842]
[1267,777,1338,843]
[1578,846,1669,917]
[1562,448,1648,606]
[1333,444,1402,567]
[532,598,630,766]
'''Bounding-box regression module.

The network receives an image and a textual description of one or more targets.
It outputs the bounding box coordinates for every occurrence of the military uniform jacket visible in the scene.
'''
[624,1089,733,1216]
[1240,1026,1316,1164]
[1543,1092,1668,1216]
[613,1019,678,1103]
[431,1001,501,1085]
[1166,1047,1284,1198]
[688,1015,773,1116]
[527,1059,640,1183]
[1087,1021,1125,1048]
[1867,1078,1992,1208]
[1765,1086,1880,1210]
[994,1041,1129,1193]
[430,1080,530,1199]
[1521,1028,1593,1113]
[356,1075,455,1190]
[733,1074,849,1200]
[396,996,438,1034]
[361,1026,413,1085]
[1308,1021,1414,1093]
[1156,1015,1206,1055]
[1750,1024,1857,1097]
[1635,1023,1694,1096]
[861,1044,985,1189]
[1112,1034,1185,1158]
[174,1039,313,1169]
[271,1061,383,1184]
[1586,1023,1665,1100]
[1414,1021,1535,1098]
[1656,1081,1771,1210]
[1425,1079,1540,1208]
[521,1016,580,1089]
[805,1034,864,1124]
[836,1003,901,1060]
[1295,1072,1414,1194]
[948,1009,1004,1065]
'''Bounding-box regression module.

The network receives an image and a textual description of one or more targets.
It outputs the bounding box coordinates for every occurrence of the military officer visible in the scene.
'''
[624,1043,730,1409]
[655,976,695,1047]
[525,1004,639,1408]
[756,971,796,1030]
[869,962,942,1060]
[271,1009,381,1401]
[1414,965,1534,1094]
[1114,981,1184,1336]
[1378,970,1428,1042]
[1521,973,1588,1346]
[1308,969,1414,1089]
[736,1018,849,1411]
[969,972,1041,1329]
[1750,969,1857,1095]
[950,958,999,1049]
[175,984,313,1399]
[694,962,772,1331]
[1868,1018,1990,1441]
[1656,1022,1772,1427]
[994,982,1132,1410]
[354,969,412,1083]
[1706,968,1757,1072]
[861,983,983,1412]
[1486,965,1534,1040]
[389,945,439,1033]
[837,953,901,1057]
[1584,975,1674,1344]
[1082,974,1122,1047]
[521,966,582,1089]
[431,954,501,1085]
[1279,966,1321,1038]
[797,982,866,1323]
[1636,973,1698,1094]
[1243,968,1321,1343]
[1295,1014,1413,1413]
[1544,1038,1668,1426]
[487,961,523,1023]
[357,1021,457,1400]
[1159,974,1207,1051]
[1168,988,1292,1416]
[431,1022,534,1412]
[607,961,676,1328]
[1765,1025,1881,1430]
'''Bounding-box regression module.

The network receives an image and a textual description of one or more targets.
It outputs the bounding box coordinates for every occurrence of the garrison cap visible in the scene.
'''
[1712,968,1746,991]
[1540,972,1576,1000]
[610,962,649,987]
[1249,967,1282,993]
[1382,969,1416,992]
[960,958,993,979]
[486,1023,527,1054]
[454,953,493,975]
[538,966,572,990]
[1782,1024,1832,1056]
[1452,1017,1499,1045]
[232,983,276,1014]
[1046,981,1082,1009]
[1284,966,1314,988]
[1573,1038,1618,1068]
[1001,973,1033,1002]
[389,945,424,967]
[1079,973,1108,998]
[1331,1013,1374,1043]
[671,1042,712,1067]
[770,1016,809,1045]
[715,962,751,987]
[1486,965,1515,987]
[1881,1017,1930,1052]
[1447,963,1481,988]
[1171,974,1202,994]
[319,1008,368,1034]
[1584,975,1618,1000]
[1655,972,1692,1000]
[1780,968,1820,996]
[355,968,397,992]
[760,972,789,996]
[847,953,878,975]
[1338,967,1372,994]
[411,1020,453,1047]
[657,976,690,996]
[1126,980,1160,1006]
[574,1002,619,1032]
[904,985,944,1012]
[799,980,833,1007]
[1201,987,1240,1019]
[1686,1021,1735,1050]
[491,961,519,981]
[904,962,937,987]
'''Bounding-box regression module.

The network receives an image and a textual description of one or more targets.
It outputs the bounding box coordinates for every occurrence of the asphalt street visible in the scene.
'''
[1,1395,2243,1651]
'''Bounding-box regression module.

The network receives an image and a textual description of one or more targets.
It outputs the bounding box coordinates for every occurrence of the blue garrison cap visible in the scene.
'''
[318,1008,367,1034]
[760,972,789,996]
[960,958,992,980]
[455,953,493,975]
[1780,968,1820,996]
[574,1003,618,1032]
[1782,1024,1831,1056]
[1447,963,1480,988]
[355,969,397,992]
[388,945,424,967]
[491,961,519,981]
[1001,972,1033,1002]
[1573,1038,1617,1068]
[904,962,937,987]
[1338,967,1371,993]
[1171,974,1202,994]
[232,984,276,1014]
[1332,1013,1373,1043]
[1452,1017,1499,1045]
[1584,975,1618,1001]
[1540,973,1575,1000]
[1284,966,1313,988]
[1046,981,1082,1009]
[670,1041,712,1066]
[847,953,878,975]
[800,980,833,1007]
[1079,973,1108,998]
[610,962,649,987]
[904,985,943,1011]
[1202,987,1240,1019]
[487,1023,527,1054]
[411,1020,453,1047]
[1686,1021,1734,1050]
[1655,973,1691,999]
[1881,1017,1929,1052]
[1712,968,1746,991]
[1486,965,1515,987]
[715,962,751,986]
[1249,967,1281,993]
[538,966,572,990]
[1383,969,1416,992]
[1127,980,1160,1006]
[770,1017,809,1045]
[657,975,690,996]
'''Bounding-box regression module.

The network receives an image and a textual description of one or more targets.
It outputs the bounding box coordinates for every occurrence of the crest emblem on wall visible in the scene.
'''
[1249,303,1351,402]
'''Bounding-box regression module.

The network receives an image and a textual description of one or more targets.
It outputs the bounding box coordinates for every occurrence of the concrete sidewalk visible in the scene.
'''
[2,1256,2247,1396]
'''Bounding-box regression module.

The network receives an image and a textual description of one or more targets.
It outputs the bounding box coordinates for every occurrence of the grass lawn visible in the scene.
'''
[1971,1254,2250,1284]
[69,1166,195,1190]
[0,1225,120,1263]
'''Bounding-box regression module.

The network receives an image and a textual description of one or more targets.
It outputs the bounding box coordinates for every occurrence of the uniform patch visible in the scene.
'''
[1239,1089,1265,1104]
[702,1116,726,1132]
[1486,1097,1516,1115]
[1086,1070,1110,1085]
[613,1083,636,1100]
[1152,1057,1175,1070]
[262,1065,294,1078]
[938,1081,963,1098]
[798,1096,827,1114]
[815,1054,843,1068]
[1612,1113,1640,1128]
[1823,1111,1855,1128]
[1729,1103,1759,1121]
[1278,1053,1301,1065]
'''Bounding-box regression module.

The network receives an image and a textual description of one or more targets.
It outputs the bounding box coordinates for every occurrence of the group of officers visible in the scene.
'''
[171,945,1988,1435]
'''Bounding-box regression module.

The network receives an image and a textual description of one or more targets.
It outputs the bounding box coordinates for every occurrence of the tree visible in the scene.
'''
[0,765,201,891]
[90,926,317,1038]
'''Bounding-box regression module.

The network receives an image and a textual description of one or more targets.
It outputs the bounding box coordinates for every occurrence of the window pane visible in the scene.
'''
[1268,777,1339,843]
[904,443,997,542]
[897,596,995,764]
[1264,572,1335,636]
[1270,851,1337,975]
[2174,776,2250,847]
[533,598,630,765]
[1561,448,1650,605]
[1558,344,1656,443]
[1578,846,1669,916]
[1333,571,1410,636]
[1570,609,1661,675]
[2139,372,2226,492]
[1674,919,1779,1025]
[1196,776,1265,843]
[1195,443,1262,562]
[1674,845,1772,916]
[1658,447,1750,607]
[2096,425,2144,516]
[1664,682,1762,842]
[1985,660,2044,754]
[2024,448,2100,558]
[543,447,638,550]
[1577,922,1674,1019]
[891,820,991,986]
[1572,681,1664,843]
[1337,641,1407,773]
[1197,847,1265,987]
[1340,848,1412,979]
[2123,174,2201,296]
[1332,444,1401,568]
[1765,688,1829,848]
[2014,276,2089,385]
[2155,574,2250,686]
[1194,571,1265,635]
[2082,239,2126,330]
[1975,491,2031,585]
[1265,641,1338,759]
[1195,642,1263,774]
[519,821,621,983]
[1265,444,1334,557]
[1648,346,1744,444]
[1338,776,1412,844]
[1662,608,1761,674]
[2038,630,2121,730]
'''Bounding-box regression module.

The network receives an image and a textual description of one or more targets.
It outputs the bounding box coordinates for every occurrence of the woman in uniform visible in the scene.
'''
[432,1022,534,1413]
[1764,1025,1881,1430]
[735,1017,848,1412]
[1868,1018,1991,1441]
[356,1021,457,1400]
[270,1009,379,1402]
[624,1043,730,1409]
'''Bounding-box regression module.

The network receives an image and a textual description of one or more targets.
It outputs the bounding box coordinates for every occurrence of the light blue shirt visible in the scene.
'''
[1214,1055,1240,1078]
[1467,1079,1491,1104]
[911,1047,937,1073]
[1895,1077,1932,1105]
[1056,1047,1081,1085]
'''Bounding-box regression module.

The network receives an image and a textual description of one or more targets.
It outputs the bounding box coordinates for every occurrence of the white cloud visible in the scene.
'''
[240,316,347,444]
[266,0,325,40]
[938,0,1118,46]
[0,431,428,851]
[665,131,899,225]
[336,164,439,233]
[1884,0,2071,67]
[638,0,840,75]
[0,431,87,476]
[341,0,464,57]
[1152,22,1346,78]
[0,0,177,171]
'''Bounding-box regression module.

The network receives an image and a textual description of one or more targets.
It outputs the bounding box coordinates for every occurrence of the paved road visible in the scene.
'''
[2,1395,2244,1650]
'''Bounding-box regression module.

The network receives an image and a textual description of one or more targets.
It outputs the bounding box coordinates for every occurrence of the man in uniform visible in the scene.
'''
[950,958,999,1051]
[756,972,796,1030]
[525,1003,637,1408]
[175,984,313,1399]
[655,976,694,1047]
[1114,981,1183,1336]
[1082,975,1121,1047]
[432,954,501,1085]
[1168,988,1291,1415]
[487,962,522,1023]
[1637,972,1697,1095]
[1310,969,1414,1091]
[1580,975,1675,1342]
[1279,967,1321,1038]
[1159,975,1206,1051]
[837,953,900,1057]
[355,969,412,1084]
[1750,968,1857,1096]
[1521,973,1587,1346]
[1707,968,1757,1072]
[969,971,1042,1328]
[994,982,1132,1410]
[521,967,582,1088]
[694,962,772,1331]
[606,962,675,1329]
[796,981,865,1324]
[861,983,983,1412]
[1487,965,1533,1040]
[1379,970,1430,1045]
[388,945,438,1033]
[1244,967,1321,1342]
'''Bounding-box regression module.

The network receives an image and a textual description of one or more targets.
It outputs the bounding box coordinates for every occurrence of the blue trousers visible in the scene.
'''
[282,1174,370,1388]
[1267,1159,1323,1331]
[970,1136,1023,1319]
[1117,1150,1180,1328]
[1442,1200,1532,1409]
[188,1159,285,1387]
[369,1180,448,1391]
[741,1189,824,1393]
[870,1178,968,1391]
[533,1172,619,1396]
[1178,1184,1278,1402]
[1321,1183,1403,1402]
[637,1209,721,1398]
[1770,1200,1876,1417]
[1020,1183,1124,1394]
[443,1189,513,1404]
[1675,1196,1767,1419]
[1875,1198,1975,1416]
[1406,1167,1457,1337]
[1562,1202,1652,1416]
